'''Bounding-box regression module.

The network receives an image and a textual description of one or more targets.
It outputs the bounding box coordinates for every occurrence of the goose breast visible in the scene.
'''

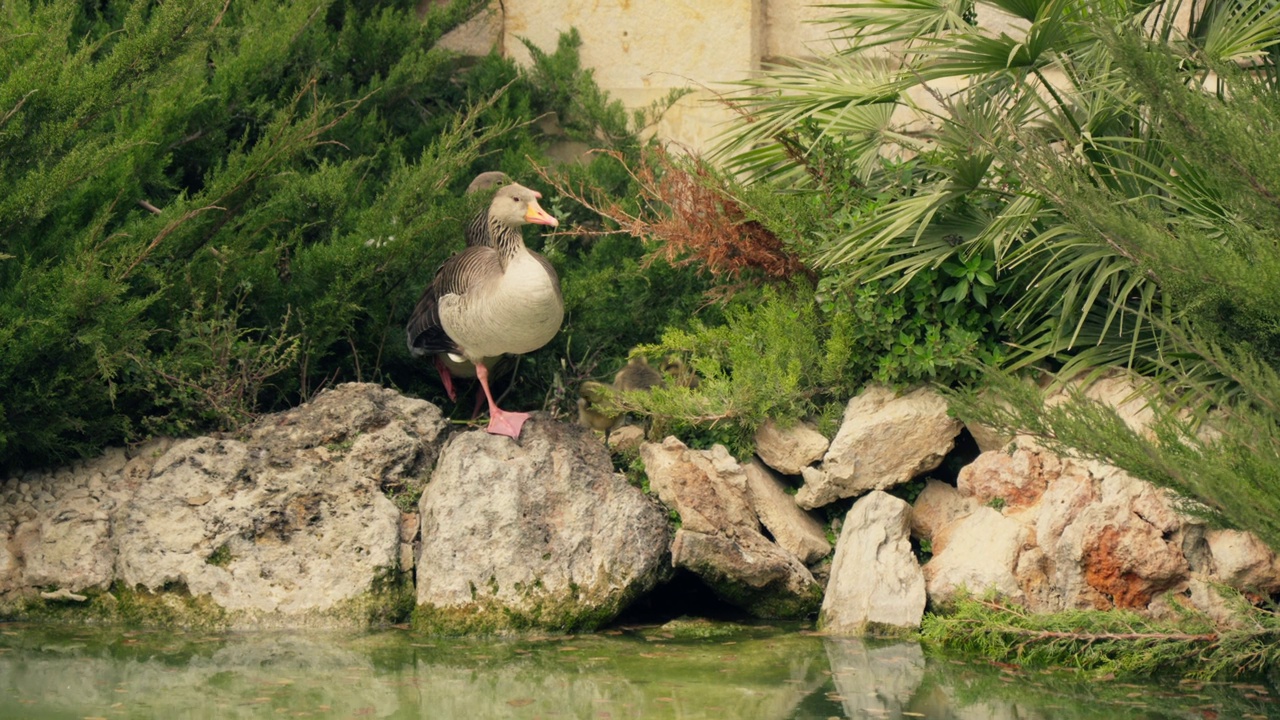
[439,247,563,359]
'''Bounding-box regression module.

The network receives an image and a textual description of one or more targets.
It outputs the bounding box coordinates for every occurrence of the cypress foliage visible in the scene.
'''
[0,1,689,473]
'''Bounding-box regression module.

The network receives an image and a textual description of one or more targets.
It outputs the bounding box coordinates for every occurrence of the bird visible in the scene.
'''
[463,171,511,248]
[660,354,700,389]
[406,182,563,439]
[576,380,621,440]
[575,356,667,443]
[613,356,664,392]
[428,171,516,405]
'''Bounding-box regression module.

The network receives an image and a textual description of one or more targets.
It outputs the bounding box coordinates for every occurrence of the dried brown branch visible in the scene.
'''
[535,147,814,283]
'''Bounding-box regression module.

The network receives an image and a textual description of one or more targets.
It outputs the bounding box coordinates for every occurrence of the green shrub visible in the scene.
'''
[0,2,702,473]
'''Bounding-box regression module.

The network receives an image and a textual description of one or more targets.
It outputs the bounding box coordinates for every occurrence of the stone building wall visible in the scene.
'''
[431,1,1028,153]
[429,1,853,151]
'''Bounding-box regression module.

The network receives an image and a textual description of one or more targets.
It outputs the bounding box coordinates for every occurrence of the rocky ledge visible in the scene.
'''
[1,378,1276,633]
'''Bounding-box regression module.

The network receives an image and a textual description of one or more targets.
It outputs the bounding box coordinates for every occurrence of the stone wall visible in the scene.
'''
[430,0,1028,152]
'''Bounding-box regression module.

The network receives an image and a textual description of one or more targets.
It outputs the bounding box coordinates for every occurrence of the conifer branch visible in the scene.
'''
[211,0,232,31]
[119,205,226,279]
[0,90,36,130]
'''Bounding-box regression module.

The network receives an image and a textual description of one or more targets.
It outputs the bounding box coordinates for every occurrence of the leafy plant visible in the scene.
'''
[0,1,702,473]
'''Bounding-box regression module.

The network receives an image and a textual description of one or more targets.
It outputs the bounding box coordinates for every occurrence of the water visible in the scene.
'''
[0,621,1274,719]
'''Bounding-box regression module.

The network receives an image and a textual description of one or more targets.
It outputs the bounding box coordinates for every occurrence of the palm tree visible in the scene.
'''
[712,0,1280,548]
[715,0,1280,374]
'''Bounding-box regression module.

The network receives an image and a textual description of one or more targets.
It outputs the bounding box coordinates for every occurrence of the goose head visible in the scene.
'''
[490,184,559,230]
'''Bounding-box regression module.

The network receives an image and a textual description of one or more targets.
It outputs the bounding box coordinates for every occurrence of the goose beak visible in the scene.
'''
[524,199,559,228]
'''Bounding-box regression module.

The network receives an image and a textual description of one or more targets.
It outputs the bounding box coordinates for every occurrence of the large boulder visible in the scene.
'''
[796,386,961,510]
[820,491,926,633]
[754,418,829,476]
[1040,459,1191,610]
[417,418,671,632]
[909,479,978,543]
[115,384,447,627]
[957,444,1062,513]
[918,437,1280,617]
[922,507,1031,606]
[640,437,822,618]
[1205,529,1280,595]
[0,439,165,606]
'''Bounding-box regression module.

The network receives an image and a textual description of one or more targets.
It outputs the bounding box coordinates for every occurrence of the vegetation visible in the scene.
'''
[606,0,1280,674]
[0,1,707,474]
[8,0,1280,678]
[561,0,1280,551]
[923,594,1280,680]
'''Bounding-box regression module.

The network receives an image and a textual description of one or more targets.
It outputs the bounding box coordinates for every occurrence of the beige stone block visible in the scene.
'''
[505,0,762,88]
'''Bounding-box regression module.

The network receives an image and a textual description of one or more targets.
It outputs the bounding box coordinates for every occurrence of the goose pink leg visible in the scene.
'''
[433,356,458,402]
[476,362,529,439]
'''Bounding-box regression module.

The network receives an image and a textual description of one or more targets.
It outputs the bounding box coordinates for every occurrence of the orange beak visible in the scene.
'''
[524,199,559,227]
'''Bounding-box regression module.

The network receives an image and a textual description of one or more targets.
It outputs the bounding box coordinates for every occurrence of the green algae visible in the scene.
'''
[1,565,414,631]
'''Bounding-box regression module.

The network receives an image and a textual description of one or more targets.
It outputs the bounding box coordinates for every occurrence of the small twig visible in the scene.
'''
[0,89,36,129]
[119,205,227,279]
[211,0,232,31]
[138,199,163,215]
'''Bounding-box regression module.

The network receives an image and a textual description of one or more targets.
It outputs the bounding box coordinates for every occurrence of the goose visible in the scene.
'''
[660,354,700,389]
[614,356,664,392]
[429,171,515,405]
[575,357,665,442]
[576,380,621,440]
[406,182,563,439]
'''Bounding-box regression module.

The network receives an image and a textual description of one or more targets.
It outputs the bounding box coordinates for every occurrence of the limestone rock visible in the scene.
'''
[116,434,402,626]
[112,384,448,627]
[1186,574,1249,627]
[754,419,828,476]
[1205,529,1280,594]
[418,418,670,632]
[743,460,831,564]
[796,386,961,510]
[923,507,1031,605]
[1048,465,1190,610]
[919,435,1230,615]
[607,424,646,453]
[641,438,758,535]
[245,382,448,499]
[640,437,821,618]
[957,445,1062,512]
[433,0,502,55]
[1071,371,1157,438]
[13,499,113,593]
[909,479,978,545]
[670,528,822,618]
[966,421,1014,454]
[820,491,926,633]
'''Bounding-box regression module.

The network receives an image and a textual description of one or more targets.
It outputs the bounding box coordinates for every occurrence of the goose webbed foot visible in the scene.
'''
[475,361,528,439]
[485,408,530,439]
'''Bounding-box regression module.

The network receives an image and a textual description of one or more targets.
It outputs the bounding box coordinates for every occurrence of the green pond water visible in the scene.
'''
[0,621,1275,719]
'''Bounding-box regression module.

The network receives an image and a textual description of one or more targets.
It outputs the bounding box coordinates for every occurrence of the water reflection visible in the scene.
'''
[0,622,1272,719]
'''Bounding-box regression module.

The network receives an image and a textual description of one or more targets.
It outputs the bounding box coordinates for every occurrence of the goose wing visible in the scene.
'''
[405,247,503,357]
